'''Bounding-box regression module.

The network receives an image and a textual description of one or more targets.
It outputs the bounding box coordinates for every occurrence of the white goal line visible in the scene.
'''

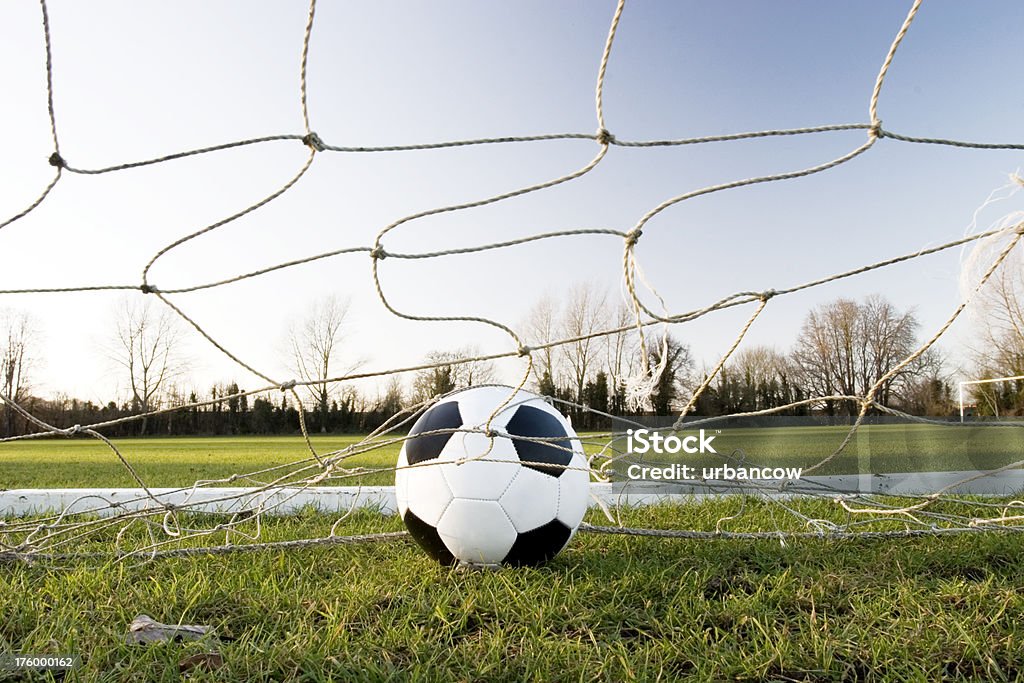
[5,472,1024,517]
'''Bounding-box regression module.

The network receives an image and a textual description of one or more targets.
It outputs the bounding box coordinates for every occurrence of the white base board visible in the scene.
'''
[2,470,1023,517]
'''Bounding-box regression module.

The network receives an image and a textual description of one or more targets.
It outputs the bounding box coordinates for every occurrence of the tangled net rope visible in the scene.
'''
[2,0,1024,565]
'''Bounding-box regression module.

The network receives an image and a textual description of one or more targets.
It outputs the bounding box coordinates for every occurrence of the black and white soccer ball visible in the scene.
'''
[395,385,589,567]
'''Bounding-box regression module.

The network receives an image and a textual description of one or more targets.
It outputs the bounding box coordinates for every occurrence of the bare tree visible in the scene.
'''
[460,346,497,388]
[412,354,457,403]
[1,309,37,437]
[791,295,930,415]
[605,301,640,412]
[640,334,693,414]
[376,375,406,417]
[522,294,560,393]
[710,345,802,414]
[289,295,361,432]
[523,286,641,414]
[971,263,1024,414]
[899,372,955,416]
[730,346,792,387]
[411,346,496,403]
[559,283,609,404]
[110,298,185,435]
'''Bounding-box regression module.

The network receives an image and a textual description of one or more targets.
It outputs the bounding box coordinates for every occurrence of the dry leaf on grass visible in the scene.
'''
[125,614,212,645]
[178,652,224,673]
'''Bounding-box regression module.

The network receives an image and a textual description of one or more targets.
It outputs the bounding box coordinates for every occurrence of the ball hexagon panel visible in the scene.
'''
[505,404,573,477]
[405,400,463,465]
[498,466,559,533]
[403,460,454,526]
[437,431,521,501]
[556,451,590,527]
[436,498,518,565]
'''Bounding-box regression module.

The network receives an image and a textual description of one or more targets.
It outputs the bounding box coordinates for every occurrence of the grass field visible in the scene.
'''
[4,430,1024,680]
[0,435,391,490]
[3,501,1024,681]
[1,423,1021,490]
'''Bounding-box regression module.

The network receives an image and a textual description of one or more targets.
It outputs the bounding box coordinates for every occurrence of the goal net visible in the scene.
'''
[2,0,1024,564]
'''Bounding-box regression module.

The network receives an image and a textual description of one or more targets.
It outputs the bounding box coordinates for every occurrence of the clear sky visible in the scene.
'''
[1,0,1023,404]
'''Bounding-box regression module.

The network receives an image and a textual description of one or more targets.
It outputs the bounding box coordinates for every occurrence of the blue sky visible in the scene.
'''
[1,0,1022,403]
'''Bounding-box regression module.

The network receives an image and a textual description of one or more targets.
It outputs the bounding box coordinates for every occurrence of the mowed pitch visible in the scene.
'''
[0,435,398,489]
[4,502,1024,681]
[2,423,1021,489]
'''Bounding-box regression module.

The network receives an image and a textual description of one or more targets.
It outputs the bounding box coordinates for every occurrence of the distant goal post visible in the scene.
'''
[959,374,1024,421]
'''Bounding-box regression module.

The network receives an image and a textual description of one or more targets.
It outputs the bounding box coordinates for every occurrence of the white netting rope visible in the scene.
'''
[2,0,1024,564]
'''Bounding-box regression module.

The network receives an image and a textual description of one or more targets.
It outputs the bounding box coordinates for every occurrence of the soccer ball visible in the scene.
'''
[395,385,590,567]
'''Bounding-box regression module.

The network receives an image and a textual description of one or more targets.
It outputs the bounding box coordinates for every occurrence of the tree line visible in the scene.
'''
[518,288,955,429]
[2,265,1023,438]
[21,384,396,439]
